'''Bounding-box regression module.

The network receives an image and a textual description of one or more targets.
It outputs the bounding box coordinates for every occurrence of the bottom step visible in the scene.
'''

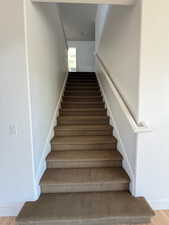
[17,192,154,225]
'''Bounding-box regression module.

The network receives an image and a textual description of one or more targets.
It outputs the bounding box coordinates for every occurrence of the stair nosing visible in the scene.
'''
[55,125,112,130]
[40,167,130,186]
[51,136,117,145]
[47,150,122,161]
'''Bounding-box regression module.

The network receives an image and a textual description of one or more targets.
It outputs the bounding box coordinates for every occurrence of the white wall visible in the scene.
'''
[96,3,141,120]
[96,1,169,210]
[68,41,95,72]
[25,1,68,181]
[0,0,35,212]
[95,2,141,194]
[0,0,68,216]
[60,4,96,41]
[96,63,137,194]
[135,0,169,209]
[95,5,109,51]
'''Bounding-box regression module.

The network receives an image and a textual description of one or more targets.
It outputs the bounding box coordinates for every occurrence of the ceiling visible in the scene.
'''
[59,4,97,41]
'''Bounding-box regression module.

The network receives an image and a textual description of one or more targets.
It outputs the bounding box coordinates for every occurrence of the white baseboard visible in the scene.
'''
[148,198,169,210]
[35,73,68,198]
[96,72,135,194]
[0,203,24,216]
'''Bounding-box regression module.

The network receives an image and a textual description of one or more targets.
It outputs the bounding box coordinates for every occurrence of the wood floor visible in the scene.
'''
[1,211,169,225]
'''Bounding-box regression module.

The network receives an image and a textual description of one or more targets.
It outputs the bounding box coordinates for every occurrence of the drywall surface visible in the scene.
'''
[68,41,95,72]
[95,5,109,51]
[0,0,67,216]
[96,1,169,210]
[60,4,97,41]
[24,1,68,178]
[0,0,35,205]
[96,63,137,193]
[96,3,141,120]
[135,0,169,209]
[95,2,141,194]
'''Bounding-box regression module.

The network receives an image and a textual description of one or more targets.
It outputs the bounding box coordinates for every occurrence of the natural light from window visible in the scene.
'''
[68,47,76,72]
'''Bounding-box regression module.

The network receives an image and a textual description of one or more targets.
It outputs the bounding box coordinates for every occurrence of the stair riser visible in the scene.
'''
[68,76,96,78]
[68,75,96,78]
[55,129,112,136]
[62,100,103,103]
[68,74,96,77]
[66,87,100,91]
[68,77,97,81]
[69,75,96,77]
[58,120,109,125]
[64,95,102,98]
[67,86,99,89]
[47,160,122,169]
[67,84,98,87]
[65,89,100,92]
[17,215,151,225]
[67,79,97,82]
[62,104,105,108]
[60,111,107,116]
[68,80,97,83]
[63,97,103,102]
[60,108,106,112]
[67,81,98,85]
[69,72,95,74]
[51,143,116,151]
[62,99,104,106]
[22,217,151,225]
[41,183,129,194]
[64,92,101,96]
[69,73,95,76]
[62,101,103,104]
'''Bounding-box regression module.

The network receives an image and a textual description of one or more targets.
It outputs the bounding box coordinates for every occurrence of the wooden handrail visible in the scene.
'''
[32,0,135,5]
[96,54,151,133]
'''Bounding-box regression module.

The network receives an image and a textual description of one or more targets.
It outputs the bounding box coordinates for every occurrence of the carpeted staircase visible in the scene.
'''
[17,72,154,225]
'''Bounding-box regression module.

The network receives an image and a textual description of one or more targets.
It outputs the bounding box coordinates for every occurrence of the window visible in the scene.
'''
[68,47,76,72]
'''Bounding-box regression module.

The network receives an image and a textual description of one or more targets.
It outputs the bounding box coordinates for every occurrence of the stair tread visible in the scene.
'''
[47,150,122,162]
[68,79,97,81]
[58,116,108,120]
[62,101,103,104]
[67,87,99,89]
[65,89,101,90]
[68,83,98,85]
[52,136,116,145]
[56,125,112,131]
[61,108,105,112]
[41,168,129,185]
[63,96,102,98]
[67,81,98,83]
[17,192,154,224]
[68,81,98,83]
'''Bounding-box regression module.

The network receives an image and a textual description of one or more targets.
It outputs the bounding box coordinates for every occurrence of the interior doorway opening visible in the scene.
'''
[60,3,96,72]
[68,47,77,72]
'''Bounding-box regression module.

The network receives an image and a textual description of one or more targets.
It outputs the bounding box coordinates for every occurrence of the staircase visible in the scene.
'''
[17,72,154,225]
